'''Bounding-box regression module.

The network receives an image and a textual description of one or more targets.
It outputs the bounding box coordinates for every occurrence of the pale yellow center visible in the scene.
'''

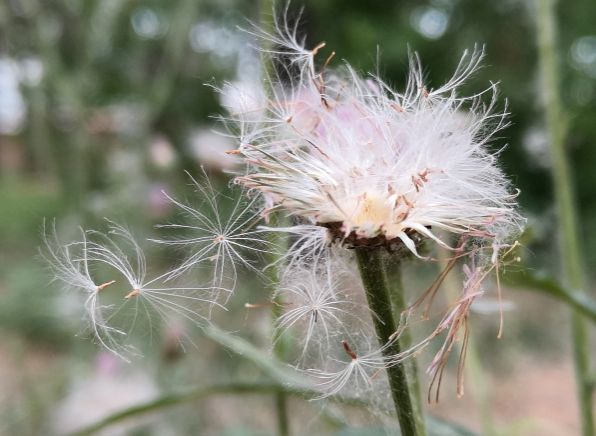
[347,191,411,238]
[351,193,392,229]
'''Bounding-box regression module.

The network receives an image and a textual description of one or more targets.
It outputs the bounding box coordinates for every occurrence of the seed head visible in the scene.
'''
[221,21,523,256]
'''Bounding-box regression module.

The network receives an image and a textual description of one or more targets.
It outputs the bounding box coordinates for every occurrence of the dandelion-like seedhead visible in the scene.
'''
[87,221,225,325]
[217,9,523,400]
[43,6,524,409]
[305,338,393,400]
[273,255,371,364]
[223,14,522,258]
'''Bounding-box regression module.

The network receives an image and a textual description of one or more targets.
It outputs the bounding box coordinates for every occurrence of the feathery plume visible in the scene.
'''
[153,169,274,301]
[41,221,132,359]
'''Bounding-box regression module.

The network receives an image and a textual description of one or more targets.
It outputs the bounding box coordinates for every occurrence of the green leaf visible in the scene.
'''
[201,324,309,388]
[503,269,596,323]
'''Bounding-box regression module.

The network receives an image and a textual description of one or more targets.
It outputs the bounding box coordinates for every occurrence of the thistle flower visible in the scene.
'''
[40,10,525,425]
[218,12,523,405]
[222,24,522,257]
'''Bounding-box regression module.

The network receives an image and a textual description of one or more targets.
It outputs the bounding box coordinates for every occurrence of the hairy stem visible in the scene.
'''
[535,0,594,434]
[356,249,424,436]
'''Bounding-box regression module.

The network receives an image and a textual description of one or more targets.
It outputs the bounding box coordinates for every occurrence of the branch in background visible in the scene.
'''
[69,381,352,436]
[70,379,477,436]
[257,1,292,434]
[201,324,307,388]
[535,0,594,432]
[145,0,199,122]
[503,269,596,324]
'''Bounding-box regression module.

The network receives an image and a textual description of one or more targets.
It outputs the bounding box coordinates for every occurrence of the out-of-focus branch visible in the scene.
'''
[535,0,594,433]
[503,269,596,323]
[70,381,365,436]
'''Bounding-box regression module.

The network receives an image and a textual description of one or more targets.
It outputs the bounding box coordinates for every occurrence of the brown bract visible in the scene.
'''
[319,221,427,253]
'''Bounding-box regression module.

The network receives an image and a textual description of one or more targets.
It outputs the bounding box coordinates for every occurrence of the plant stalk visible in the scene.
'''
[535,0,594,434]
[355,249,424,436]
[265,211,290,436]
[258,0,290,433]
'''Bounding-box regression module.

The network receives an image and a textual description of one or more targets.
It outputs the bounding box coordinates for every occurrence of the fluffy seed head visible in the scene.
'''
[221,21,523,255]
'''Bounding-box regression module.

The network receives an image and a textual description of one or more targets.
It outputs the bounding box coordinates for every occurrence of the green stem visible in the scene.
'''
[268,214,290,436]
[274,390,289,436]
[535,1,594,434]
[258,1,290,433]
[355,249,424,436]
[202,324,306,387]
[69,381,365,436]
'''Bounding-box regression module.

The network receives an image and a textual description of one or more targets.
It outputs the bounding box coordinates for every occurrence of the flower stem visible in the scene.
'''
[535,1,594,435]
[355,248,424,436]
[258,0,291,433]
[272,276,290,436]
[268,212,290,436]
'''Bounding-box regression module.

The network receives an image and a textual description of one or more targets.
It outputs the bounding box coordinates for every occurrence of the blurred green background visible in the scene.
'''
[0,1,594,435]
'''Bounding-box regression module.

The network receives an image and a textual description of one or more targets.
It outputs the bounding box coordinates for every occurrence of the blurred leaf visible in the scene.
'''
[201,324,309,388]
[503,268,596,323]
[70,381,311,436]
[335,427,391,436]
[71,324,479,435]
